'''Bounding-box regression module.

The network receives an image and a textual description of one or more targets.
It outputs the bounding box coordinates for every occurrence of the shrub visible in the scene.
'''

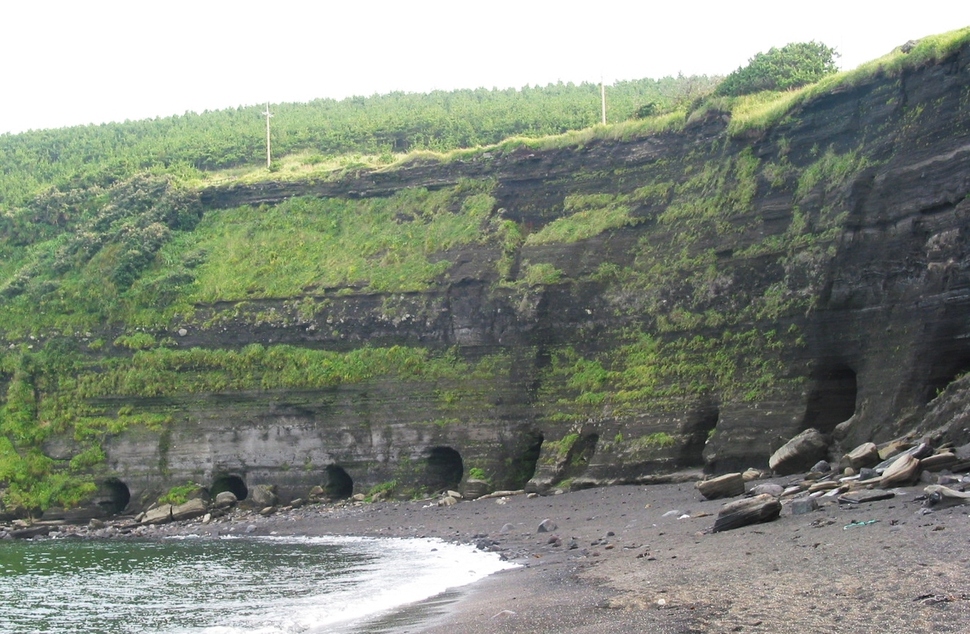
[715,41,839,97]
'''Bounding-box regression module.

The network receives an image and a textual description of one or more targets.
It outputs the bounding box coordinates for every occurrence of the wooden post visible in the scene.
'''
[263,103,273,168]
[600,79,606,125]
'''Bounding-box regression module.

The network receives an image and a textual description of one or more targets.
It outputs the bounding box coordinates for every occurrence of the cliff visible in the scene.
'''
[4,31,970,517]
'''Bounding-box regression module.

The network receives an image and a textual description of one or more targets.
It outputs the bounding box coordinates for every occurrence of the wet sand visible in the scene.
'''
[143,477,970,633]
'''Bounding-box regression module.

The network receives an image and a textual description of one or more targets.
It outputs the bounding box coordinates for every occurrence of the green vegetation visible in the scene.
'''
[0,76,721,210]
[158,482,202,506]
[715,41,840,97]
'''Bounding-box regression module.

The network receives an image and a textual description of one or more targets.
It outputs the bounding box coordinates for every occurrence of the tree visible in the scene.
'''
[714,42,840,97]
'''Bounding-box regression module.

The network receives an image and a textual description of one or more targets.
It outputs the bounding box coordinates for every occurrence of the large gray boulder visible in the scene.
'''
[769,429,829,475]
[171,498,207,522]
[213,491,238,508]
[249,484,278,508]
[141,504,173,525]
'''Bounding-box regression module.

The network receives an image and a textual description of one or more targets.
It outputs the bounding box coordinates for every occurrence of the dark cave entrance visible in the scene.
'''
[924,353,970,403]
[802,364,857,433]
[423,446,464,492]
[325,465,354,500]
[508,432,544,489]
[561,433,599,480]
[679,406,720,467]
[211,474,248,501]
[99,478,131,515]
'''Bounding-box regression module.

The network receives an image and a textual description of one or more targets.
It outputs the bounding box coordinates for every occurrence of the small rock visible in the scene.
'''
[750,483,785,497]
[790,497,819,515]
[259,506,275,516]
[438,495,458,507]
[742,468,763,482]
[177,328,188,337]
[537,519,558,533]
[498,523,515,534]
[810,460,832,473]
[88,518,105,530]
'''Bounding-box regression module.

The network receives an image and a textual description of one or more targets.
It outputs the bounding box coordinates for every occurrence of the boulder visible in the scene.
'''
[537,519,558,533]
[171,498,207,522]
[462,479,492,500]
[213,491,238,508]
[249,484,278,508]
[879,453,920,487]
[712,494,782,533]
[769,429,829,475]
[920,452,958,472]
[842,442,879,470]
[696,473,745,500]
[10,525,51,539]
[141,504,173,525]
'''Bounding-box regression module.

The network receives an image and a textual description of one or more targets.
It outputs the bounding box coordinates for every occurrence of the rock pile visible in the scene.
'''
[697,434,970,532]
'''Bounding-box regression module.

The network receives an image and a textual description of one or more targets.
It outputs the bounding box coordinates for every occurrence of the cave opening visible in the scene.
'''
[802,364,857,433]
[211,474,248,501]
[98,478,131,515]
[424,446,464,492]
[508,432,544,489]
[679,406,720,467]
[325,465,354,500]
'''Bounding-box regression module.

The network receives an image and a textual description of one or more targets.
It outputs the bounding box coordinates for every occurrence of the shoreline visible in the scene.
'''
[11,477,970,633]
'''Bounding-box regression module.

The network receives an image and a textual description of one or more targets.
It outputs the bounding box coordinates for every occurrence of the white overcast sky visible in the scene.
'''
[2,1,969,134]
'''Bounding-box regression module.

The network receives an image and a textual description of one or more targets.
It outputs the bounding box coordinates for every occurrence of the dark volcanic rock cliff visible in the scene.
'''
[12,39,970,515]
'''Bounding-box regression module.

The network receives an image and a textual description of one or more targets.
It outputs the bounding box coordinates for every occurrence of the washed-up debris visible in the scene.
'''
[843,519,878,530]
[712,494,781,533]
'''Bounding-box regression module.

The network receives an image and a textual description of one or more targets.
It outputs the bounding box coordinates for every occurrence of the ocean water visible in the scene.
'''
[0,535,516,634]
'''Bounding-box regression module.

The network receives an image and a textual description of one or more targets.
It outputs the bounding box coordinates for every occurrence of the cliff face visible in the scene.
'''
[25,41,970,514]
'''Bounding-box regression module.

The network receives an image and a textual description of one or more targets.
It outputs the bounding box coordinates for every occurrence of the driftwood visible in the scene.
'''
[712,494,782,533]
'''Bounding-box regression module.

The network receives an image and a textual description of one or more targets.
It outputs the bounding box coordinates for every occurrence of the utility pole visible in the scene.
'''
[600,77,607,125]
[263,102,273,168]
